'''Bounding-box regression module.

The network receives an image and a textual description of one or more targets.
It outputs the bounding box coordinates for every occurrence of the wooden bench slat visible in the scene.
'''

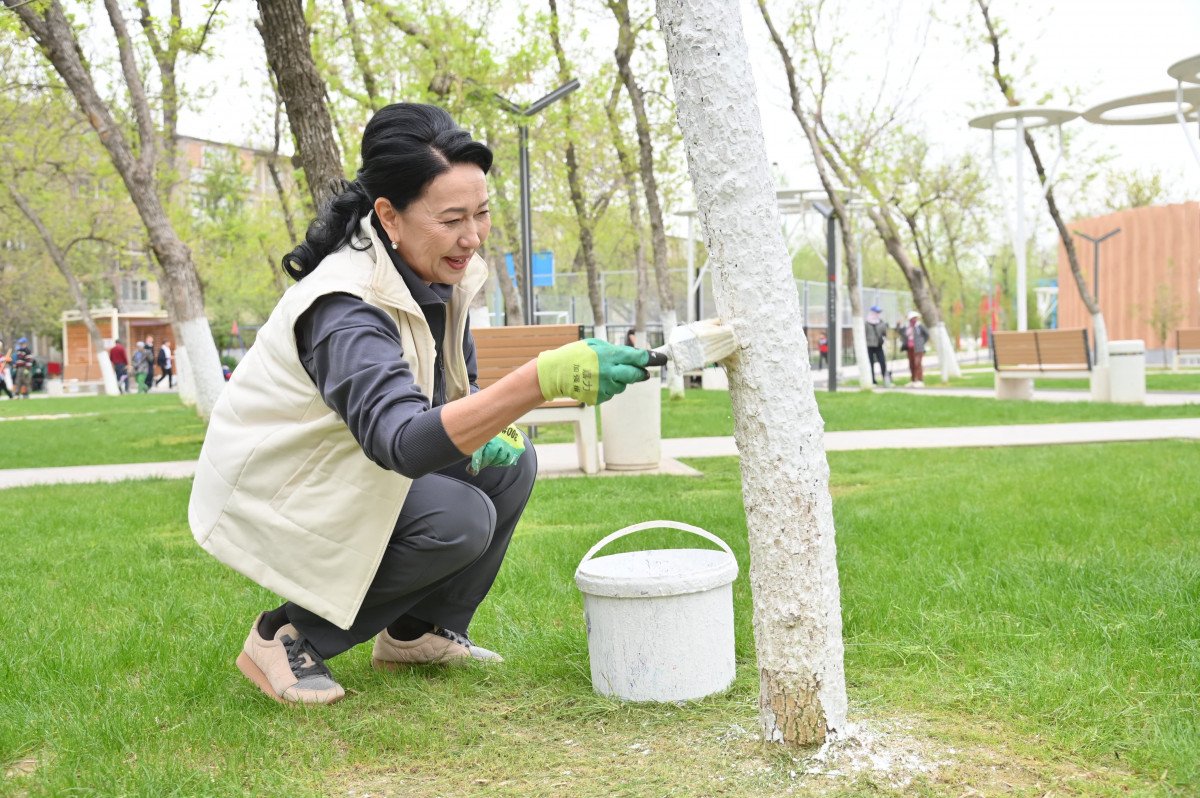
[993,328,1090,373]
[470,323,598,473]
[1176,328,1200,352]
[993,331,1040,369]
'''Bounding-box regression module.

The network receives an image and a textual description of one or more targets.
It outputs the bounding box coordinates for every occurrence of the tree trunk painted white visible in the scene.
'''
[1092,311,1109,366]
[850,316,871,388]
[656,0,847,746]
[177,317,224,413]
[175,345,196,408]
[931,322,961,381]
[96,350,120,395]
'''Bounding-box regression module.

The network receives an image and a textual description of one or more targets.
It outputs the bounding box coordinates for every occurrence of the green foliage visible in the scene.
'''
[0,75,145,337]
[1104,167,1170,212]
[175,143,291,332]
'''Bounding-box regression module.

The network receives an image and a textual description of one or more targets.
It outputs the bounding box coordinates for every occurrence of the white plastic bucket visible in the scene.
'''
[574,520,739,702]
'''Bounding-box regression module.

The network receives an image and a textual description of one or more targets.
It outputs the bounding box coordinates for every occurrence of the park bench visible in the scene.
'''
[991,328,1091,400]
[1174,328,1200,369]
[472,323,600,474]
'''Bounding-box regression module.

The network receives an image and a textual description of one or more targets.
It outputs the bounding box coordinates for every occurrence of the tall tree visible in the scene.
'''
[974,0,1109,362]
[547,0,605,336]
[604,76,650,342]
[7,0,226,416]
[657,0,847,746]
[757,0,873,387]
[813,103,964,380]
[256,0,344,213]
[5,183,120,393]
[609,0,680,355]
[339,0,380,110]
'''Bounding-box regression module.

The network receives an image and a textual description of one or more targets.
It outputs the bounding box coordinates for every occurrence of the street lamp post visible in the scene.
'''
[807,201,839,392]
[496,79,581,324]
[1073,227,1120,361]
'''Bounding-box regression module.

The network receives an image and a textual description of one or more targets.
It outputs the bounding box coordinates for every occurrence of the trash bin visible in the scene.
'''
[600,369,661,470]
[1107,340,1146,404]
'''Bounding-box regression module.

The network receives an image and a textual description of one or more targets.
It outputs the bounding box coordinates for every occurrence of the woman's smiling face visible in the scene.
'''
[376,163,492,285]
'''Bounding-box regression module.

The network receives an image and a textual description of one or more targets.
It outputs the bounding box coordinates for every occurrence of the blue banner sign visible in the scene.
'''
[505,251,554,287]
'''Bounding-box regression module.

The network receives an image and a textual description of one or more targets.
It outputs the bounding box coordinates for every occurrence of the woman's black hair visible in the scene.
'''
[282,103,493,281]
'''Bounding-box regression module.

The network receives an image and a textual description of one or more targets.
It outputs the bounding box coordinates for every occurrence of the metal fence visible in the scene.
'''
[487,268,912,336]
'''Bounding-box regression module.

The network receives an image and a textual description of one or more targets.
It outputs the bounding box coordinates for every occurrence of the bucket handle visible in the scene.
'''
[577,520,734,569]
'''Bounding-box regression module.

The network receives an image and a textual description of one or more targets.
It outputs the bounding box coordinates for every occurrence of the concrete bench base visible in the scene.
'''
[1176,352,1200,369]
[995,369,1090,401]
[518,403,599,475]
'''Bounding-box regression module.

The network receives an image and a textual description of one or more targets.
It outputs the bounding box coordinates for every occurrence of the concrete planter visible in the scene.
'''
[700,366,729,391]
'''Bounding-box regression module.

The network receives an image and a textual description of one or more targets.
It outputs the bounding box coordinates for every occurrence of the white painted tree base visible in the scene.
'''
[657,0,847,745]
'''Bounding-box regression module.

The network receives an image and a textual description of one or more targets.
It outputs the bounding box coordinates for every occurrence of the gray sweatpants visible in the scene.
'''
[288,435,537,659]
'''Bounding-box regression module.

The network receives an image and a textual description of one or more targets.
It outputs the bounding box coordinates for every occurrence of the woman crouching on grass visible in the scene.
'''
[188,103,652,705]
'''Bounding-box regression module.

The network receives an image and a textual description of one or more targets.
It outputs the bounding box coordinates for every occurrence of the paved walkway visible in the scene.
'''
[3,417,1198,489]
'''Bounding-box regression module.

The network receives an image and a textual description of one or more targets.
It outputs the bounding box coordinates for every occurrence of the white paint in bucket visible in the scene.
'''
[574,521,739,702]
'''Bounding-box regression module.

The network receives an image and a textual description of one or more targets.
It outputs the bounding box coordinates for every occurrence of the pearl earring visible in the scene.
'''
[390,241,398,251]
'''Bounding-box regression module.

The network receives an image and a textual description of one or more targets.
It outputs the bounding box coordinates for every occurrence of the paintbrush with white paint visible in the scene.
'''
[645,318,738,373]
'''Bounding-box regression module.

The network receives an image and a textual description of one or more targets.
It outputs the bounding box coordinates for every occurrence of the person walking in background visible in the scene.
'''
[0,341,13,400]
[132,340,150,393]
[13,337,34,399]
[865,305,891,387]
[156,340,174,388]
[903,310,929,387]
[143,335,157,392]
[110,338,129,394]
[817,333,829,370]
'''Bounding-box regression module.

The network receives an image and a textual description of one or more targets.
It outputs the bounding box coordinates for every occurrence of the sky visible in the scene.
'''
[176,0,1200,225]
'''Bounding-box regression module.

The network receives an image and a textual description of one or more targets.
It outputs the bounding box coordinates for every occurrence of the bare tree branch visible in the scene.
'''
[104,0,157,174]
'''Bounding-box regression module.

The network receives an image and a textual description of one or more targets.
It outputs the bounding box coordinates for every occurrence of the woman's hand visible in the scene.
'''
[535,339,651,405]
[467,425,526,475]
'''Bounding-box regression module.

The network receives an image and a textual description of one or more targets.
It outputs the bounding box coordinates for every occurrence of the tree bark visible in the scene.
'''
[975,0,1107,362]
[605,77,649,349]
[482,140,525,325]
[547,0,604,333]
[610,0,677,331]
[340,0,381,110]
[656,0,847,746]
[256,0,344,213]
[135,0,181,180]
[8,0,226,416]
[6,183,118,394]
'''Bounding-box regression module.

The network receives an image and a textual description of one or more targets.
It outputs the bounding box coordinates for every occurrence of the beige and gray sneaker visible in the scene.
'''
[371,626,503,669]
[236,614,346,705]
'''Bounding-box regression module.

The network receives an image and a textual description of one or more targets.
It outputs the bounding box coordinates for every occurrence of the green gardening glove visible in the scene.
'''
[535,338,651,405]
[467,425,526,475]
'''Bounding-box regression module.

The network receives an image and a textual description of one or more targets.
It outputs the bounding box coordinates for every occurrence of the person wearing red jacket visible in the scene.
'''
[109,339,129,394]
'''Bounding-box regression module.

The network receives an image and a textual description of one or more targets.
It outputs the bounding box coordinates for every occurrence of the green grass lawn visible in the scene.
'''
[3,390,1200,467]
[2,441,1196,796]
[0,394,205,467]
[910,369,1200,393]
[522,386,1200,442]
